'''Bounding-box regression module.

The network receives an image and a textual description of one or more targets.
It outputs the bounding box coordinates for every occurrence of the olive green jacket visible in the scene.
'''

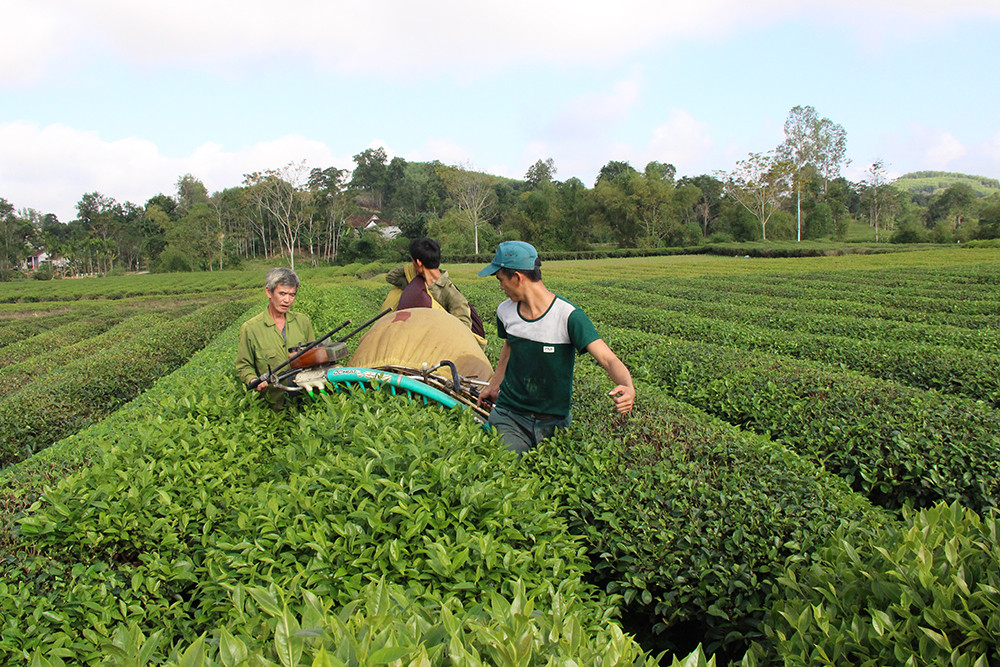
[235,309,316,387]
[386,265,472,330]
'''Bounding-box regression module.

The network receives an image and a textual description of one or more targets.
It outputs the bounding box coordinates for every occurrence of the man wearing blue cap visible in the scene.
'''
[476,241,635,455]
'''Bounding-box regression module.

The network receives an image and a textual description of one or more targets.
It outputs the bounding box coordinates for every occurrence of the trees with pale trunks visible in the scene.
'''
[438,165,497,255]
[717,152,792,241]
[243,161,313,270]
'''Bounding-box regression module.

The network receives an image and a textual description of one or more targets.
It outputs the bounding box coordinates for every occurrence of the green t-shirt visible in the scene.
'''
[495,295,599,418]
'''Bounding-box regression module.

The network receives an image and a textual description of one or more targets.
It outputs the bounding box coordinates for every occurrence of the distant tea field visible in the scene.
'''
[2,246,999,665]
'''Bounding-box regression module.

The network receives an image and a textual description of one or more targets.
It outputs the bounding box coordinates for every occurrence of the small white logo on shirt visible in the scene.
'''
[543,345,555,353]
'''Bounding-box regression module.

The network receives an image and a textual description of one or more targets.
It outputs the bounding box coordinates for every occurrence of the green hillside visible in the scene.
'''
[892,170,1000,197]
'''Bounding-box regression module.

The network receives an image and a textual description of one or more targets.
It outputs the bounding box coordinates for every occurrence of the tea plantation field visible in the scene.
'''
[2,247,999,665]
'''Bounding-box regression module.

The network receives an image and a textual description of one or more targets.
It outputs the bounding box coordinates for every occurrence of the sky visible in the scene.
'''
[2,0,1000,222]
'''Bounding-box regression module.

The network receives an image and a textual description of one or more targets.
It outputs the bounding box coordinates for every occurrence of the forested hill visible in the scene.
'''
[892,171,1000,197]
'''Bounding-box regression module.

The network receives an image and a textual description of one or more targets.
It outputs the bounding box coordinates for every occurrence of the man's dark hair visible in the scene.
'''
[499,257,542,283]
[409,237,441,269]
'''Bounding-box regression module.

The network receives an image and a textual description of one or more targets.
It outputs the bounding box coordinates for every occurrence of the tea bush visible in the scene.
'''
[601,326,1000,513]
[147,580,676,666]
[0,313,169,399]
[685,272,1000,320]
[525,363,887,660]
[0,286,640,663]
[5,253,1000,664]
[583,299,1000,406]
[0,311,79,348]
[594,277,999,330]
[573,281,1000,355]
[0,299,251,469]
[750,501,1000,665]
[0,316,116,370]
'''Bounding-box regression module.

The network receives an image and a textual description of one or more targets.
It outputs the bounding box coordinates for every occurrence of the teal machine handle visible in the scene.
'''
[326,367,461,410]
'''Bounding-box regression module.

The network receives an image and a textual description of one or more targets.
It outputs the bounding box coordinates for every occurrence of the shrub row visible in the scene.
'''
[564,278,996,334]
[693,267,1000,301]
[771,266,1000,296]
[583,298,1000,407]
[683,274,1000,319]
[155,580,667,666]
[0,311,80,348]
[749,501,1000,665]
[596,277,1000,330]
[524,363,887,660]
[0,284,376,541]
[0,305,264,554]
[0,299,251,469]
[912,262,1000,285]
[0,317,117,371]
[0,298,651,663]
[598,325,1000,513]
[4,270,261,303]
[573,282,1000,355]
[0,313,170,400]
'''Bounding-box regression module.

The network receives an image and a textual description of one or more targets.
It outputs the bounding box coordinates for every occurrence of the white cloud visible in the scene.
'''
[544,71,643,144]
[520,72,645,183]
[417,139,473,168]
[981,132,1000,165]
[645,109,715,174]
[0,5,72,83]
[13,0,997,83]
[0,122,346,220]
[882,124,968,172]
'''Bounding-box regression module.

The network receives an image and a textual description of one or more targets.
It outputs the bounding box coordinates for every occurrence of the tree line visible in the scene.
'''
[3,105,999,279]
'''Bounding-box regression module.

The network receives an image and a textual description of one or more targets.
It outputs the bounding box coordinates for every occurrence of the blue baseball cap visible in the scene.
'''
[478,241,539,277]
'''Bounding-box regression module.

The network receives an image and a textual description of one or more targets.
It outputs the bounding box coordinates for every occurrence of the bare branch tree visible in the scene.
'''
[243,160,313,270]
[717,152,792,241]
[860,159,894,243]
[439,165,497,255]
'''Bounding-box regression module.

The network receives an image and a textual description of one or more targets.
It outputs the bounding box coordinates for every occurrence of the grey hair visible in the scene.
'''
[265,267,300,292]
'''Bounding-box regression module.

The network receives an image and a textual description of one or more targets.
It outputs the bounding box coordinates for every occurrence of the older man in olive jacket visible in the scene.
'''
[235,267,315,408]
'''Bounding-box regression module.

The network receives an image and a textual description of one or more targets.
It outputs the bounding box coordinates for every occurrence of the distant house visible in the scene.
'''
[346,214,380,232]
[346,214,401,240]
[22,249,51,271]
[21,249,69,272]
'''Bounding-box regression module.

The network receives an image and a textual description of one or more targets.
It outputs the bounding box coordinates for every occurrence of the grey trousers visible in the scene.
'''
[487,405,571,456]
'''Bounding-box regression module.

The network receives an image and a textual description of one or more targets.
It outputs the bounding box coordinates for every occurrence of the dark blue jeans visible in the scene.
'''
[487,405,571,456]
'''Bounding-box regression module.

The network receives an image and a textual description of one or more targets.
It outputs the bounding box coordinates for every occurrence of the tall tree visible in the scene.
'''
[350,147,389,210]
[779,105,819,242]
[860,160,893,242]
[779,106,849,240]
[815,118,849,193]
[163,203,216,270]
[644,161,676,183]
[635,164,678,246]
[977,196,1000,239]
[308,166,352,265]
[243,161,313,270]
[595,160,638,186]
[556,177,593,250]
[593,163,681,248]
[438,166,497,255]
[525,158,556,188]
[0,198,31,273]
[717,152,792,241]
[75,192,120,272]
[927,183,977,230]
[175,174,210,215]
[678,174,724,237]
